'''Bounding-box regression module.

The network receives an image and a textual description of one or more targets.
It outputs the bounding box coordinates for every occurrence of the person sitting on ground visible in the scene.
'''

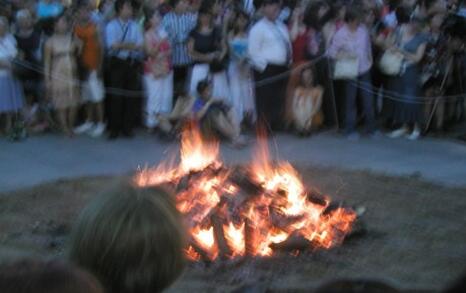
[156,87,196,139]
[0,258,104,293]
[291,66,324,135]
[68,181,186,293]
[192,79,246,147]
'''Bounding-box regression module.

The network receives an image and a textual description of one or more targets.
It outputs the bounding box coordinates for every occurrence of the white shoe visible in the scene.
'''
[406,129,421,140]
[89,123,106,138]
[387,128,408,138]
[74,122,94,134]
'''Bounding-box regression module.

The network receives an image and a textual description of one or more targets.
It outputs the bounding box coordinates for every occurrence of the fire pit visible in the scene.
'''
[135,123,357,261]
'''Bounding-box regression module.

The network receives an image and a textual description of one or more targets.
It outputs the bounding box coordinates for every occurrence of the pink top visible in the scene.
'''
[327,24,373,75]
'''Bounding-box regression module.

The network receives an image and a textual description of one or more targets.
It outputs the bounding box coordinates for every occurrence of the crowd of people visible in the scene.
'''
[0,0,465,143]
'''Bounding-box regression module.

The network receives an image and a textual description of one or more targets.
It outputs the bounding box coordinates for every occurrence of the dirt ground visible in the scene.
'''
[1,166,465,292]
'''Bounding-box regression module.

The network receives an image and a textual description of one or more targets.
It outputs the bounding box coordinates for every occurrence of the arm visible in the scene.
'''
[95,28,105,73]
[248,24,267,71]
[322,22,336,50]
[289,7,302,42]
[105,22,119,51]
[195,99,214,119]
[311,87,323,116]
[326,29,342,58]
[74,36,83,56]
[0,37,17,68]
[132,24,144,51]
[217,29,228,60]
[291,88,301,114]
[144,32,158,57]
[395,42,427,63]
[43,39,52,91]
[118,23,144,51]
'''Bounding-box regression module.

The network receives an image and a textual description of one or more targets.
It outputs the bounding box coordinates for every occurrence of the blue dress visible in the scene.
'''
[392,33,429,124]
[0,35,24,113]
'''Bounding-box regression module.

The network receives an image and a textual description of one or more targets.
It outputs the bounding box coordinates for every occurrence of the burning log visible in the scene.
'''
[322,201,344,216]
[245,219,256,256]
[307,189,328,206]
[270,232,317,252]
[188,239,212,262]
[229,166,264,195]
[211,212,232,259]
[270,208,304,230]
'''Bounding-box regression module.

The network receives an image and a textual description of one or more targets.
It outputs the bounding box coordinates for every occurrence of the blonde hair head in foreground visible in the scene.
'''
[68,180,186,293]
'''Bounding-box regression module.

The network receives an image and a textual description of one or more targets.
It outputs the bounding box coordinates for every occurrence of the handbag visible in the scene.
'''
[379,51,403,76]
[333,57,359,80]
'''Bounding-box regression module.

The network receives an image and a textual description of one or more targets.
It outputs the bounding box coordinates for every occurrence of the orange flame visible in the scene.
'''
[136,124,357,260]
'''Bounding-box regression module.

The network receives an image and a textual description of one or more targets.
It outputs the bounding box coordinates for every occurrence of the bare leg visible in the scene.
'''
[85,103,93,123]
[95,102,104,124]
[435,99,445,130]
[68,107,77,135]
[226,110,241,138]
[57,109,68,136]
[158,115,173,134]
[5,113,12,134]
[212,113,238,141]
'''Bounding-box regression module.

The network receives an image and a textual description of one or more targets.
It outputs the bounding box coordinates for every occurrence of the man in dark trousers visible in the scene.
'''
[105,0,143,139]
[248,0,291,132]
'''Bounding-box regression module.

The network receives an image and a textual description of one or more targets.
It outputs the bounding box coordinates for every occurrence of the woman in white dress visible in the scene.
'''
[143,9,173,130]
[227,9,255,125]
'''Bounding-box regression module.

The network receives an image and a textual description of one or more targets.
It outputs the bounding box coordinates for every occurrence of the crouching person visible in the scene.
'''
[291,66,324,135]
[193,79,246,147]
[68,181,186,293]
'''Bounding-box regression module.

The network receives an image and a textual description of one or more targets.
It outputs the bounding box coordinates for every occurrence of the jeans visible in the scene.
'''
[344,71,376,134]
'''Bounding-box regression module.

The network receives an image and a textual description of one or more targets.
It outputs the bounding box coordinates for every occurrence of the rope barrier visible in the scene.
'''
[11,54,466,104]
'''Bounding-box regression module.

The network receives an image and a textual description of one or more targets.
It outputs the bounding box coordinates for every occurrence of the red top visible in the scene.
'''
[292,29,310,64]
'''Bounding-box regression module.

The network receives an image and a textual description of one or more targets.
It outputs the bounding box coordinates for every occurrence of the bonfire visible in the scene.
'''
[135,123,357,261]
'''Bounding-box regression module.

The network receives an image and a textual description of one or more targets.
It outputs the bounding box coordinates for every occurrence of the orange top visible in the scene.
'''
[75,23,101,70]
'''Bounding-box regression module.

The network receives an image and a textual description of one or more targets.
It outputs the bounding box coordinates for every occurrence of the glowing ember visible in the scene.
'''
[136,123,357,260]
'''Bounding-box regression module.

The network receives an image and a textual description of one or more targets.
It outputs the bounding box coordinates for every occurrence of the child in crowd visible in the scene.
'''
[291,66,323,135]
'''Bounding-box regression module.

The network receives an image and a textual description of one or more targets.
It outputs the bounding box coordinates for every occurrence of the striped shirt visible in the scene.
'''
[162,11,198,67]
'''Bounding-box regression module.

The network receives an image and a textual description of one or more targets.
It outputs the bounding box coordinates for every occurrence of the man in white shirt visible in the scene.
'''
[248,0,291,131]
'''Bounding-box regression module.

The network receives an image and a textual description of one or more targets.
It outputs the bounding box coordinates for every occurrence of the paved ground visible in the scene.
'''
[1,130,466,193]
